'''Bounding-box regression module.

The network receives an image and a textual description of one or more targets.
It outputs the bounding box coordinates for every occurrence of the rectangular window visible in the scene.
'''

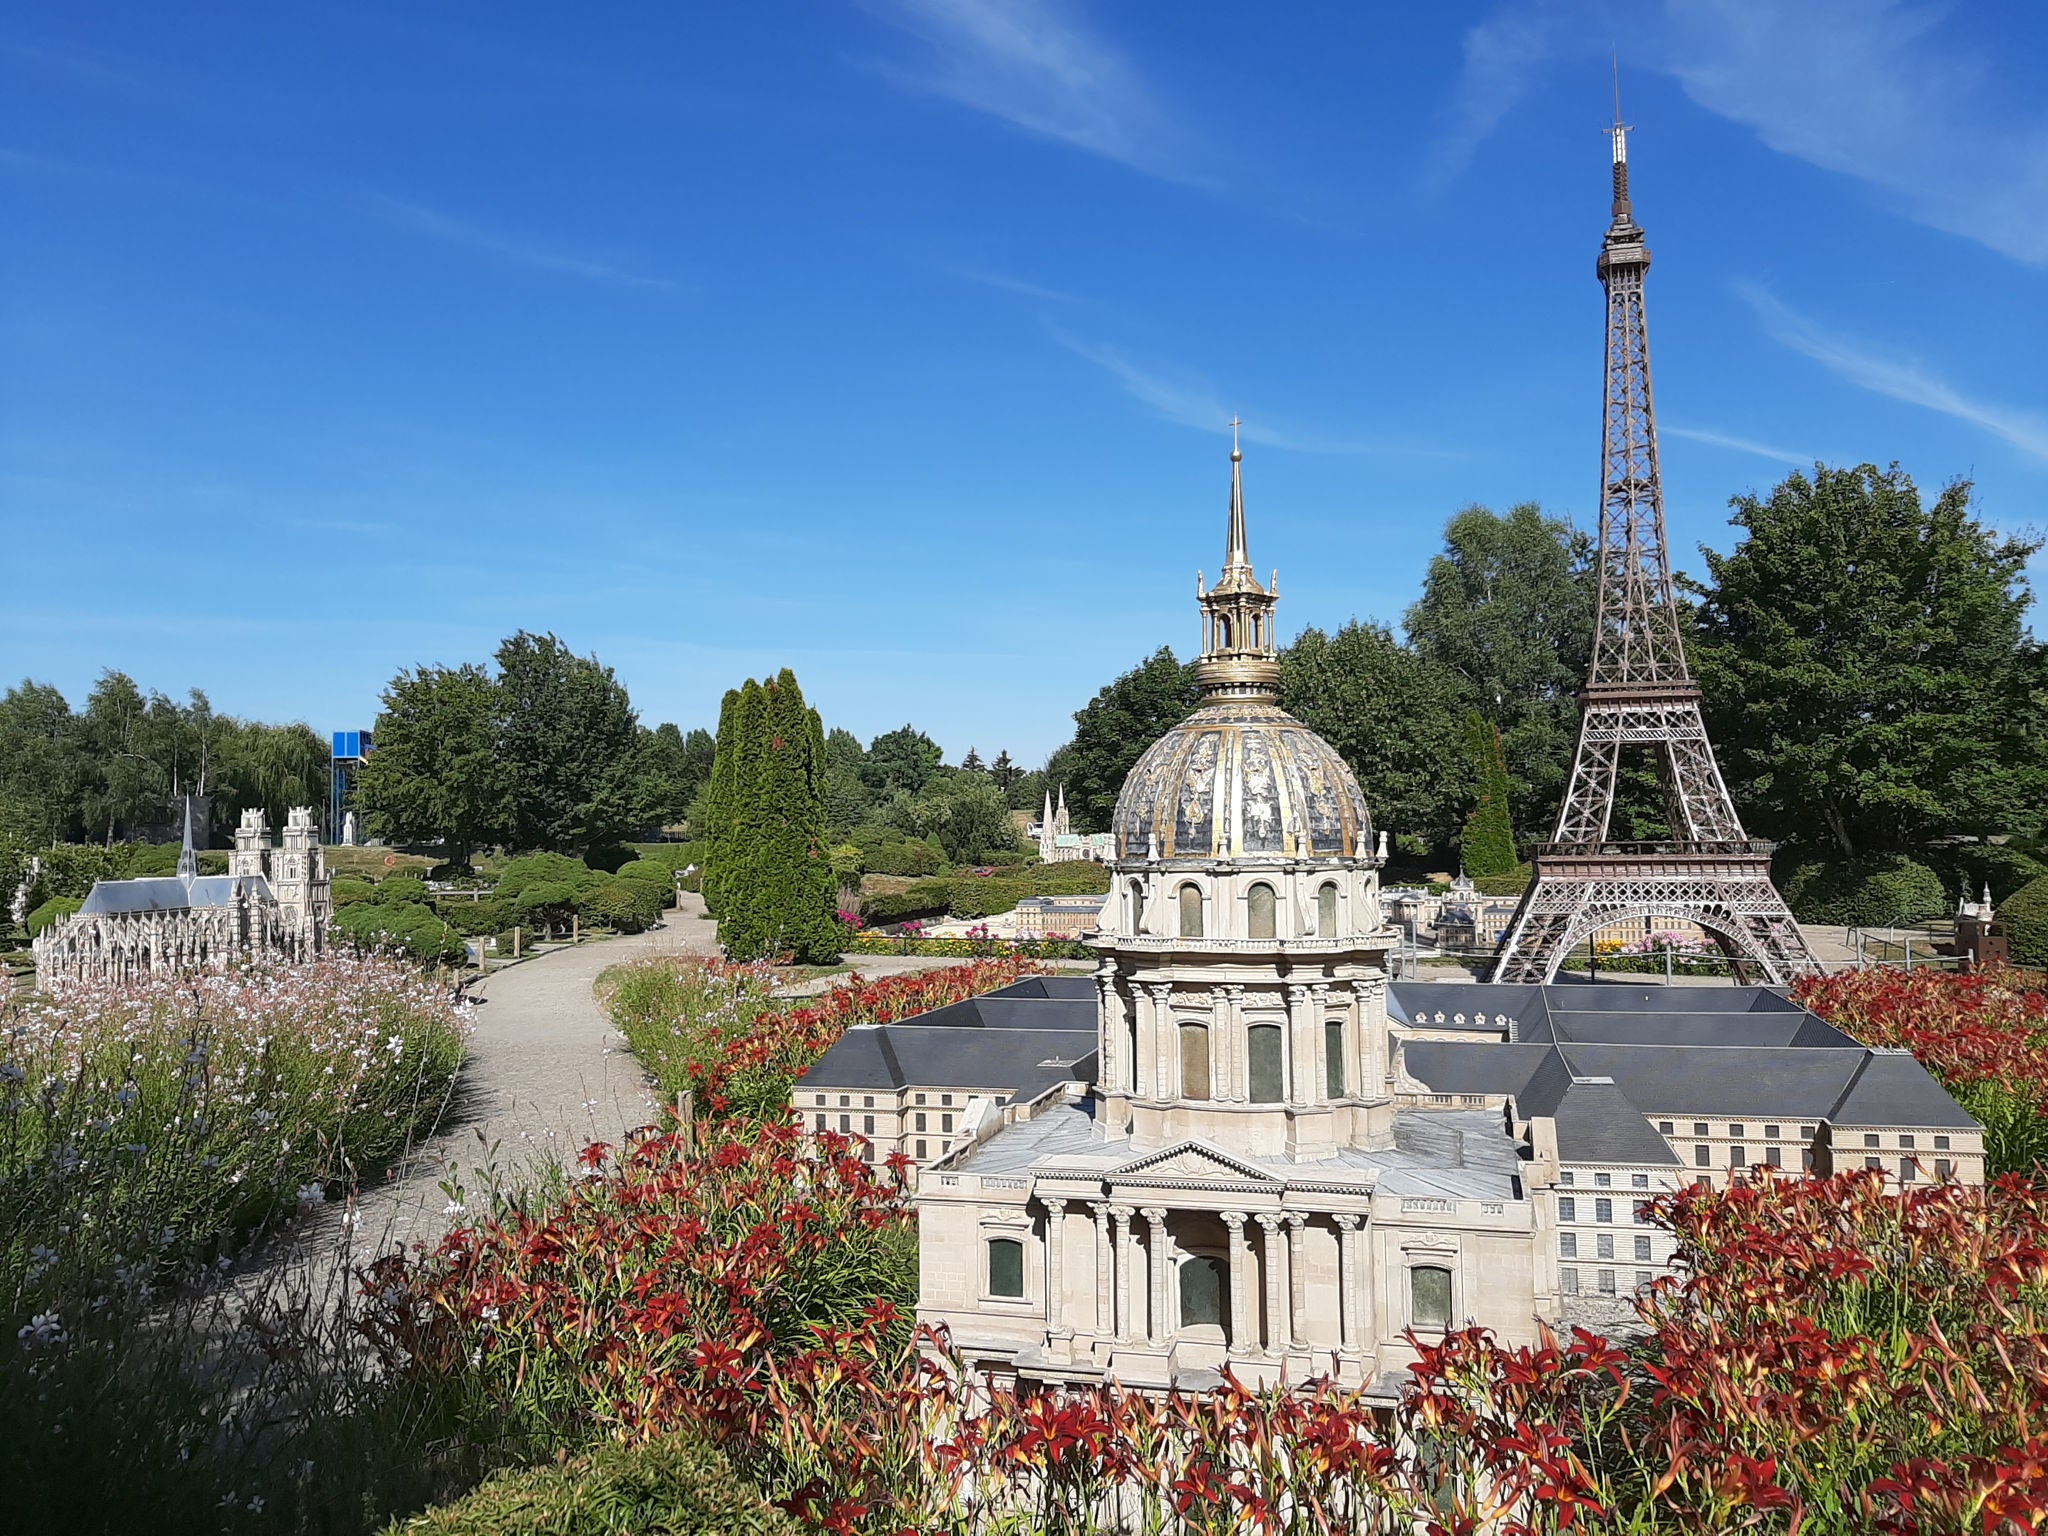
[1633,1200,1651,1223]
[1694,1122,1709,1137]
[1597,1269,1616,1295]
[839,1095,849,1108]
[839,1114,850,1132]
[1410,1266,1453,1329]
[1695,1145,1711,1168]
[1936,1159,1954,1181]
[1865,1156,1883,1170]
[1800,1125,1816,1138]
[1558,1196,1576,1222]
[942,1114,954,1133]
[1634,1235,1652,1261]
[1802,1149,1815,1171]
[861,1144,873,1162]
[1899,1134,1916,1150]
[1729,1146,1746,1168]
[1248,1023,1285,1103]
[915,1113,927,1131]
[915,1093,927,1105]
[1632,1174,1649,1189]
[1864,1133,1880,1148]
[987,1237,1024,1298]
[1560,1233,1578,1258]
[1180,1021,1212,1100]
[814,1113,825,1131]
[1596,1234,1614,1260]
[1728,1124,1745,1138]
[1637,1270,1654,1293]
[942,1094,953,1107]
[1325,1019,1346,1097]
[814,1094,826,1106]
[1934,1135,1951,1150]
[1764,1124,1780,1139]
[1658,1120,1674,1134]
[915,1139,927,1159]
[1595,1198,1613,1224]
[1900,1158,1916,1183]
[863,1095,874,1109]
[1561,1171,1575,1186]
[1594,1173,1612,1188]
[862,1114,874,1134]
[1561,1267,1580,1295]
[1767,1146,1782,1167]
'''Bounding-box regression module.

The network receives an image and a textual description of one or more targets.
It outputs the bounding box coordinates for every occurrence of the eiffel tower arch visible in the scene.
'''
[1491,120,1819,987]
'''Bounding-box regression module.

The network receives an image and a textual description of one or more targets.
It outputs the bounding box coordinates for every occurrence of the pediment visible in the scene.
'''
[1108,1140,1278,1185]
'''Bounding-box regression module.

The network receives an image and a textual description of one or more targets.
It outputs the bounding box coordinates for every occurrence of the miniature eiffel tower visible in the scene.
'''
[1490,119,1818,986]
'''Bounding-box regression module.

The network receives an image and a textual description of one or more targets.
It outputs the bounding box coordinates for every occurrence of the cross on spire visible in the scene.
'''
[1229,415,1242,461]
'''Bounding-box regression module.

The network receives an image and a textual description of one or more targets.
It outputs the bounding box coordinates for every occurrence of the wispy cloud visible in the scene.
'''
[1424,4,1568,190]
[369,196,675,291]
[1662,424,1814,467]
[1737,282,2048,462]
[861,0,1195,183]
[935,262,1082,305]
[1434,1,2048,263]
[1049,331,1441,457]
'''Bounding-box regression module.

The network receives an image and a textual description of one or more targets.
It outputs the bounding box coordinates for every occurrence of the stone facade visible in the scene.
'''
[33,806,333,989]
[1036,788,1115,865]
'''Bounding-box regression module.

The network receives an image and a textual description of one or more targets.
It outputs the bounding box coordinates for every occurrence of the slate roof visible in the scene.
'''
[984,976,1097,1002]
[78,873,273,916]
[801,1024,1097,1102]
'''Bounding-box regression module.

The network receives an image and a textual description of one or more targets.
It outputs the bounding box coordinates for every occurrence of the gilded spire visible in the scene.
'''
[176,797,198,883]
[1194,431,1280,702]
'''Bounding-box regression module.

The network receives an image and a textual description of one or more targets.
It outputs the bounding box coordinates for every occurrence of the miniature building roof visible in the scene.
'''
[78,873,273,915]
[802,1024,1097,1102]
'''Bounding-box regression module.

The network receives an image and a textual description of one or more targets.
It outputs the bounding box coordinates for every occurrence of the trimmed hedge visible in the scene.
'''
[846,932,1096,961]
[861,861,1112,925]
[332,901,469,965]
[331,876,378,908]
[2006,876,2048,969]
[578,875,669,933]
[1777,853,1948,927]
[26,897,82,938]
[1471,865,1532,897]
[390,1433,800,1536]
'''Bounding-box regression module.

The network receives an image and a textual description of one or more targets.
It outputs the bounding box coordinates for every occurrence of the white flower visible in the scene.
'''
[480,1305,499,1321]
[442,1200,466,1217]
[18,1311,67,1349]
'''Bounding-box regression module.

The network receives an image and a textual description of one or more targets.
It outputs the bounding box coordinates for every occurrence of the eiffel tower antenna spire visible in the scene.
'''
[1490,119,1818,986]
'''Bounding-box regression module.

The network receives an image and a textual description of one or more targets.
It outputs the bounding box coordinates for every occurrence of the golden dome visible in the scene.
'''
[1112,699,1372,861]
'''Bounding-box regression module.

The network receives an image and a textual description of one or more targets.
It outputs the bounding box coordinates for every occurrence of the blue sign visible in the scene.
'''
[331,731,373,761]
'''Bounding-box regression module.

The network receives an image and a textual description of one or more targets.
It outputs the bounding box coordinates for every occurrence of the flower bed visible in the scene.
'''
[1796,966,2048,1174]
[1,956,467,1320]
[846,931,1094,961]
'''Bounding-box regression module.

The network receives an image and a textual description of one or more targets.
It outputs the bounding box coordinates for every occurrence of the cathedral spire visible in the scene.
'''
[1224,416,1250,573]
[176,797,198,883]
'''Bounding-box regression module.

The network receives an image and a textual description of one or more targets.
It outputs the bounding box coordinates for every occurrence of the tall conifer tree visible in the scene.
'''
[714,670,840,963]
[1460,711,1520,877]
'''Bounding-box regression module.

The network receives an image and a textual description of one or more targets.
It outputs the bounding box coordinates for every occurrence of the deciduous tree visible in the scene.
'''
[356,663,510,868]
[1055,648,1200,833]
[494,631,641,852]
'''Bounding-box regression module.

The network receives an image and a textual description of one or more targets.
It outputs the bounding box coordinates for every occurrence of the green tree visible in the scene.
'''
[1688,465,2047,857]
[988,749,1021,795]
[355,664,510,868]
[1460,712,1519,876]
[1056,648,1200,833]
[1279,622,1469,853]
[701,686,752,918]
[495,632,641,852]
[1405,503,1592,839]
[717,670,840,964]
[861,725,943,797]
[632,722,713,832]
[908,773,1021,863]
[821,727,871,834]
[0,682,84,844]
[959,746,985,774]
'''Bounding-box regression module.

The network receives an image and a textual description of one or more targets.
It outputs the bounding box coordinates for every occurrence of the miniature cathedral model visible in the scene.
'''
[33,802,334,988]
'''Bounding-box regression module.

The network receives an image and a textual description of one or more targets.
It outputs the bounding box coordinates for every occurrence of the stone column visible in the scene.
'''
[1334,1214,1365,1354]
[1222,1211,1251,1353]
[1092,1202,1113,1334]
[1140,1207,1169,1346]
[1221,985,1246,1102]
[1284,984,1311,1104]
[1111,1205,1136,1342]
[1095,970,1119,1092]
[1255,1213,1284,1354]
[1310,983,1332,1099]
[1044,1197,1067,1332]
[1283,1213,1307,1350]
[1146,983,1175,1100]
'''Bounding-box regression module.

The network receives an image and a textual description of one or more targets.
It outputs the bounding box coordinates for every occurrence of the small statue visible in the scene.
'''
[341,810,358,847]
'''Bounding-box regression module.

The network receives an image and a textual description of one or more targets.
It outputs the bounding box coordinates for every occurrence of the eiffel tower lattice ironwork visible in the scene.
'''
[1490,121,1819,986]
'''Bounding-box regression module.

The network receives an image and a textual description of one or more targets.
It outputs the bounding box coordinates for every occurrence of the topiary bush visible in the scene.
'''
[497,853,602,907]
[513,880,580,936]
[439,895,512,937]
[615,859,682,894]
[578,876,667,934]
[26,897,82,938]
[1777,852,1949,927]
[331,901,468,965]
[389,1432,800,1536]
[331,876,378,908]
[373,875,431,907]
[2005,875,2048,969]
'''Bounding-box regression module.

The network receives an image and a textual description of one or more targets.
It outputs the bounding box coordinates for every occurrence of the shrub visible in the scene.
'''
[392,1433,801,1536]
[437,895,511,937]
[331,876,378,908]
[512,880,580,937]
[1777,852,1948,926]
[334,901,469,966]
[26,898,81,938]
[845,932,1095,962]
[1471,864,1532,897]
[582,843,637,875]
[373,875,431,907]
[615,858,681,892]
[577,876,667,934]
[2005,875,2048,969]
[496,853,601,906]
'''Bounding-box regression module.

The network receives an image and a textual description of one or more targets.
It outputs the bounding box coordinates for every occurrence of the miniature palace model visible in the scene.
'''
[33,802,334,988]
[796,433,1985,1395]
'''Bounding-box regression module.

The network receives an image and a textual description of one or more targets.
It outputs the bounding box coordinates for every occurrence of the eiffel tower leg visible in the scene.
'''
[1552,708,1623,848]
[1492,875,1594,984]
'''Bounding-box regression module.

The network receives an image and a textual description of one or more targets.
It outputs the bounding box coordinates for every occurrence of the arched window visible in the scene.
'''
[1179,1022,1211,1100]
[1178,884,1204,938]
[1218,616,1234,650]
[987,1237,1025,1299]
[1126,1007,1139,1094]
[1318,882,1338,937]
[1248,1023,1284,1103]
[1325,1019,1346,1097]
[1411,1265,1453,1330]
[1246,883,1277,940]
[1179,1254,1226,1329]
[1126,879,1145,933]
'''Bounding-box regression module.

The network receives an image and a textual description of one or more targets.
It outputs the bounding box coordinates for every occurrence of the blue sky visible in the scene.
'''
[5,1,2046,765]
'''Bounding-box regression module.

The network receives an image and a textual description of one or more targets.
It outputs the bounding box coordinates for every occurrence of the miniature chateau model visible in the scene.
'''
[793,130,1985,1394]
[33,803,333,988]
